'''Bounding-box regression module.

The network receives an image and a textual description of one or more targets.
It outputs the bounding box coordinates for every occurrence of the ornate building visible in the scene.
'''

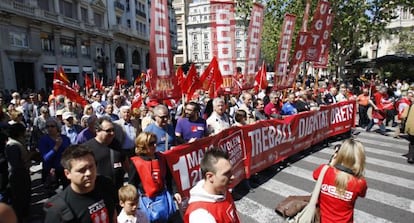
[0,0,177,91]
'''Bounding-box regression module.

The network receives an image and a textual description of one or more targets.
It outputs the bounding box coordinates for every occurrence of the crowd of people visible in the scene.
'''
[0,76,413,222]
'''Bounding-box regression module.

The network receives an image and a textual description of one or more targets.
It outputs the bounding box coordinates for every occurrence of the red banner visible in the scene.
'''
[273,14,296,90]
[314,5,334,68]
[305,0,332,62]
[284,31,311,88]
[243,3,265,90]
[210,1,236,92]
[163,100,356,198]
[149,0,180,100]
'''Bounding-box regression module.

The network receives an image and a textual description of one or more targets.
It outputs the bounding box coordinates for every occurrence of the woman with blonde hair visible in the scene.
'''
[313,139,367,223]
[128,132,182,222]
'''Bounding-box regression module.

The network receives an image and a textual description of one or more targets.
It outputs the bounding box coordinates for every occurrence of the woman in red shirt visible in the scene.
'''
[313,139,367,223]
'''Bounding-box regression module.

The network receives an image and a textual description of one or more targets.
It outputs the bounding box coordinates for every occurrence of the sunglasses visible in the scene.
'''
[101,128,115,133]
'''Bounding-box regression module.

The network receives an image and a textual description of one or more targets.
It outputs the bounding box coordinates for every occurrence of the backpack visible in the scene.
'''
[43,193,76,222]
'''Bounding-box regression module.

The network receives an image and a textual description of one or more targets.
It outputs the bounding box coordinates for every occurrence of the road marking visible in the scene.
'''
[282,166,414,213]
[234,195,285,223]
[257,178,392,223]
[330,142,407,159]
[318,149,414,173]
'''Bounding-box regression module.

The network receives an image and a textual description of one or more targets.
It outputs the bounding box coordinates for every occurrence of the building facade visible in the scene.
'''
[0,0,177,92]
[360,6,414,59]
[172,0,188,65]
[186,0,248,72]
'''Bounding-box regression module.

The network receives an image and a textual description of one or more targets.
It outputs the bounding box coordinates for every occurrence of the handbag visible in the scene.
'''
[287,165,329,223]
[139,189,177,222]
[275,195,311,217]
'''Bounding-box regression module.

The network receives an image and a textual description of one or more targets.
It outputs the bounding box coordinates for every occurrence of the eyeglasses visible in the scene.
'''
[46,125,56,128]
[157,115,169,119]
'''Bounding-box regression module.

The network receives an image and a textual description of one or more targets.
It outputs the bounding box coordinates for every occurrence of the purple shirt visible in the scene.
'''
[175,117,207,142]
[75,128,95,144]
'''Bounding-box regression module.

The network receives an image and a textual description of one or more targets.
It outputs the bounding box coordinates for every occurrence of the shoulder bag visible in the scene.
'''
[288,165,329,223]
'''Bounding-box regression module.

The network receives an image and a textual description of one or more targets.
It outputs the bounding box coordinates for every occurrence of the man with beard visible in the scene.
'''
[175,102,207,144]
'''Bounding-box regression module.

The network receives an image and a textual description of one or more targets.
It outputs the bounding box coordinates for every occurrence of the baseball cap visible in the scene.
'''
[62,112,75,120]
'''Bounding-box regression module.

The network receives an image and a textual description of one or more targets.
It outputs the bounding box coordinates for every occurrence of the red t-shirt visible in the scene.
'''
[313,165,367,223]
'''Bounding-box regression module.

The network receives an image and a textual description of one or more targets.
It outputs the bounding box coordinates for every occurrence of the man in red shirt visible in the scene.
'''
[184,149,240,223]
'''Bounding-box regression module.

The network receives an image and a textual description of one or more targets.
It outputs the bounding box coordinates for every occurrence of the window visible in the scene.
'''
[38,0,49,11]
[204,33,208,39]
[194,54,198,61]
[60,0,74,18]
[237,51,241,58]
[204,53,209,60]
[193,43,198,49]
[204,43,209,50]
[193,34,197,40]
[60,38,76,57]
[81,40,90,56]
[40,33,53,52]
[94,13,103,28]
[81,7,88,23]
[9,32,28,48]
[127,19,131,28]
[117,16,121,25]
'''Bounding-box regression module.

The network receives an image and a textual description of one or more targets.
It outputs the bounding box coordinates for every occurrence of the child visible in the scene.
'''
[118,184,149,223]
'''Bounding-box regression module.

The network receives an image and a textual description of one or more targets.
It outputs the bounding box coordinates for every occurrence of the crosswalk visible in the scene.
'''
[233,128,414,223]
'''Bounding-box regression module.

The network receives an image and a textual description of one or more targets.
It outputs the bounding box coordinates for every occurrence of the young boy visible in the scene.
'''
[118,184,149,223]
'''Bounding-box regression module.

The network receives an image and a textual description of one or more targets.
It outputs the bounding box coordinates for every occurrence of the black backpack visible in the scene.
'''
[43,193,76,223]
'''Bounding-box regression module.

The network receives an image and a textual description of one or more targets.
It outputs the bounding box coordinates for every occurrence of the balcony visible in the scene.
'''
[114,1,125,13]
[136,9,146,18]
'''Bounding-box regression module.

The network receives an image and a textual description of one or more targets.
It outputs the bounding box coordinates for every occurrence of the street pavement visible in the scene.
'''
[232,127,414,223]
[27,126,414,222]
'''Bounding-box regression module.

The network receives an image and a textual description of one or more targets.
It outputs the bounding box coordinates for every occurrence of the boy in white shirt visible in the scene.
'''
[117,184,149,223]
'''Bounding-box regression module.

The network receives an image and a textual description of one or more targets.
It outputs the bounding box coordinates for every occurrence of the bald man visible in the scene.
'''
[0,203,17,223]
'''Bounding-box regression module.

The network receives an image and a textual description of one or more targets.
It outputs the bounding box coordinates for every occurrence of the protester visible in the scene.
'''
[83,116,125,191]
[238,92,255,124]
[117,184,149,223]
[175,102,207,144]
[264,91,282,118]
[44,144,118,223]
[281,93,298,116]
[128,132,182,222]
[0,202,17,223]
[75,114,97,144]
[38,118,71,191]
[357,88,370,128]
[184,149,240,223]
[233,109,247,127]
[315,139,367,222]
[402,93,414,164]
[206,97,232,136]
[324,87,337,104]
[144,104,176,152]
[114,105,141,157]
[61,111,82,144]
[5,123,32,222]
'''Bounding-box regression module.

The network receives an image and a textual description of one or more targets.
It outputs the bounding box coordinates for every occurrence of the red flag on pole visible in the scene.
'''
[182,63,198,94]
[84,73,93,90]
[55,66,70,86]
[131,87,142,110]
[53,70,88,107]
[254,62,268,92]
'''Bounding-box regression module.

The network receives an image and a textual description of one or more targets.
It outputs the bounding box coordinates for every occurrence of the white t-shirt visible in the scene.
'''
[117,208,149,223]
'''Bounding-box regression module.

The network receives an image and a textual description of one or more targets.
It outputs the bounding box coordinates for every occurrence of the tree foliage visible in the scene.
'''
[235,0,414,77]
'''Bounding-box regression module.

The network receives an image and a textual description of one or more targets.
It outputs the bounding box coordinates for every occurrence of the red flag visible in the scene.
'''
[55,66,70,86]
[145,69,153,91]
[182,63,198,94]
[199,57,223,91]
[72,80,80,92]
[131,87,142,110]
[54,69,87,107]
[84,73,93,90]
[115,72,128,89]
[93,73,104,91]
[176,66,184,90]
[254,62,268,92]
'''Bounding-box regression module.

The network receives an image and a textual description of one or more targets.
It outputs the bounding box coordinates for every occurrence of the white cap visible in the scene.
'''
[62,112,74,120]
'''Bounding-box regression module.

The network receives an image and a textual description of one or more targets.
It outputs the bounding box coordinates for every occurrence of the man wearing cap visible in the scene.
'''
[114,106,141,157]
[141,99,159,130]
[91,91,105,118]
[61,112,82,144]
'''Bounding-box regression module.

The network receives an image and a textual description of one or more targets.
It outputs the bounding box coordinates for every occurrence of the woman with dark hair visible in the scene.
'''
[38,118,71,191]
[129,132,183,222]
[314,139,368,222]
[5,123,32,221]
